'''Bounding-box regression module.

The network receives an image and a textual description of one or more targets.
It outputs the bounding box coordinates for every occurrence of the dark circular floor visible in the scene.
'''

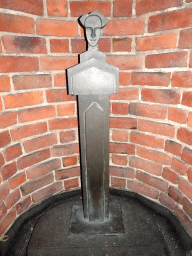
[26,194,186,256]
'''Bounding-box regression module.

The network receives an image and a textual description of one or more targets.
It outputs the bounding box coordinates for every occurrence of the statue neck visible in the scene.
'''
[88,44,99,51]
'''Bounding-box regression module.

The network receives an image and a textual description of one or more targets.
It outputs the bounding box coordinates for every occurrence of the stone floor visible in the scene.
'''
[26,194,186,256]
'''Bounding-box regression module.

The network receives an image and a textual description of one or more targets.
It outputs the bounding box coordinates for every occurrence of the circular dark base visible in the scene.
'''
[0,189,192,256]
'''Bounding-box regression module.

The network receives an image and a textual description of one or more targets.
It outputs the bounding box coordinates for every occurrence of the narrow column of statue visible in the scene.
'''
[68,11,124,235]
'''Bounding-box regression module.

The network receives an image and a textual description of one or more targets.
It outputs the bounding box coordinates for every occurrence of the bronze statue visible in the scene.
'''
[68,12,124,235]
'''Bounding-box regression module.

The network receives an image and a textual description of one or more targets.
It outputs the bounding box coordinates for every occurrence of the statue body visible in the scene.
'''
[68,12,123,234]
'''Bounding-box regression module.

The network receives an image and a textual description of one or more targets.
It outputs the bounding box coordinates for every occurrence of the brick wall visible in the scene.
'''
[0,0,192,238]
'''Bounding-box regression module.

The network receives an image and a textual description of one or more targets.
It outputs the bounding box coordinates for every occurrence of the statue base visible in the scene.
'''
[69,203,124,236]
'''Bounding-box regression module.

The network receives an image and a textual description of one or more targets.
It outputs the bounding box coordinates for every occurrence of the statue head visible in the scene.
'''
[80,11,108,50]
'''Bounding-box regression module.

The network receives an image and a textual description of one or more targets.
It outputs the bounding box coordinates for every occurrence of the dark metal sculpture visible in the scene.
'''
[67,11,124,235]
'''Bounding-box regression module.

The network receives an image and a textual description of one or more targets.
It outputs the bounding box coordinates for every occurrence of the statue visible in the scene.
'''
[67,11,124,235]
[80,11,108,50]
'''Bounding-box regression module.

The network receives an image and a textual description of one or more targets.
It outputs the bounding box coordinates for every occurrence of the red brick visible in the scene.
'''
[0,56,39,73]
[0,153,5,166]
[138,119,175,138]
[52,144,79,157]
[162,167,179,184]
[110,166,134,179]
[0,203,7,222]
[18,106,56,123]
[57,103,75,116]
[0,182,10,204]
[0,13,34,34]
[9,172,26,190]
[130,156,162,176]
[71,39,86,53]
[0,0,43,15]
[4,143,22,162]
[0,76,10,92]
[3,36,46,54]
[131,72,170,87]
[47,0,67,17]
[174,206,189,224]
[62,155,77,167]
[119,72,131,86]
[109,143,135,155]
[0,131,11,149]
[190,52,192,68]
[60,130,76,143]
[110,117,137,129]
[1,162,17,181]
[130,131,164,149]
[104,18,145,36]
[0,111,17,129]
[111,177,126,189]
[5,189,20,209]
[148,9,192,33]
[159,192,175,211]
[49,117,78,130]
[107,55,143,70]
[136,0,182,15]
[64,177,79,190]
[183,197,192,219]
[165,140,182,157]
[32,181,63,203]
[0,40,1,52]
[16,196,31,215]
[168,107,187,124]
[137,146,171,165]
[113,0,132,17]
[182,147,192,165]
[54,73,66,88]
[141,88,180,104]
[136,33,177,51]
[179,178,192,201]
[145,52,187,69]
[178,29,192,49]
[70,1,111,17]
[0,207,16,237]
[172,71,192,88]
[37,19,77,37]
[188,112,192,128]
[113,38,132,52]
[23,133,57,153]
[112,154,127,166]
[55,167,80,180]
[182,91,192,107]
[171,158,188,176]
[50,39,69,53]
[129,103,167,120]
[111,87,139,101]
[41,56,78,71]
[4,91,43,109]
[18,149,50,170]
[13,74,51,90]
[136,170,168,193]
[21,173,54,196]
[27,159,61,180]
[111,103,129,115]
[0,99,2,112]
[112,130,129,142]
[11,122,47,141]
[168,186,183,204]
[177,127,192,146]
[99,38,111,53]
[127,179,159,199]
[188,168,192,183]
